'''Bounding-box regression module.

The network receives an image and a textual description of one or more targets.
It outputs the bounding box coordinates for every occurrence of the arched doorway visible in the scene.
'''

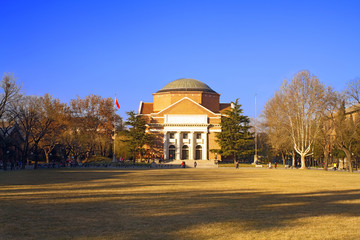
[182,145,189,160]
[195,145,202,160]
[168,145,175,160]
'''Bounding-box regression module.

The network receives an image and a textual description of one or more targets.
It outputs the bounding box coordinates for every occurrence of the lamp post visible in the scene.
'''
[253,94,258,164]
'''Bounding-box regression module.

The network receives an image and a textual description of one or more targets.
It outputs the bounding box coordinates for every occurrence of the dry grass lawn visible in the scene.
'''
[1,168,360,240]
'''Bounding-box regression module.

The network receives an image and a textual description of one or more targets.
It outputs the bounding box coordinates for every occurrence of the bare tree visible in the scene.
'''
[68,95,121,161]
[9,94,66,168]
[331,79,360,172]
[0,73,21,120]
[316,88,340,170]
[263,91,293,165]
[0,73,22,168]
[36,94,68,163]
[10,96,38,168]
[265,71,329,169]
[344,78,360,106]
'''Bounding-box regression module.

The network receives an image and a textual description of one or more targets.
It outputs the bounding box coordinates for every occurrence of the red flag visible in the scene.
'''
[115,97,120,109]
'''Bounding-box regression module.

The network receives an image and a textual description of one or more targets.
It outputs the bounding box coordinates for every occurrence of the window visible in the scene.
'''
[183,133,188,139]
[196,133,202,139]
[169,132,175,139]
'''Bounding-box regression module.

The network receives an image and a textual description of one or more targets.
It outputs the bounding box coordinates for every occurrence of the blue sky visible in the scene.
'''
[1,0,359,119]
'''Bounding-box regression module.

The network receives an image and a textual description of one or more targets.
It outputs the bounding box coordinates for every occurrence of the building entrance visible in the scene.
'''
[195,145,202,160]
[169,145,175,160]
[182,145,189,160]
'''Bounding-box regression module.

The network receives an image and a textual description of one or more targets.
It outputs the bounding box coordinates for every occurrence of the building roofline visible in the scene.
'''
[154,97,221,116]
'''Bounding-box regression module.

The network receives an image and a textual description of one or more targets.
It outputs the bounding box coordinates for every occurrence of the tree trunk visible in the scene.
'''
[44,152,49,164]
[34,152,39,170]
[20,142,30,169]
[292,151,295,168]
[33,144,39,170]
[281,152,285,165]
[342,148,353,173]
[323,149,329,171]
[300,154,306,169]
[21,155,26,169]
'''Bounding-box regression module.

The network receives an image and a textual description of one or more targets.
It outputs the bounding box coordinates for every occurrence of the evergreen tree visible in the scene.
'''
[124,111,153,161]
[215,99,254,163]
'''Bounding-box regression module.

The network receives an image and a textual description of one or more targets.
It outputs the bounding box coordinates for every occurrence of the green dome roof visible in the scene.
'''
[157,78,216,93]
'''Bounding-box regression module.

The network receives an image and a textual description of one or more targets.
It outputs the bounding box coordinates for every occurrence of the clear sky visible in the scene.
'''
[1,0,359,119]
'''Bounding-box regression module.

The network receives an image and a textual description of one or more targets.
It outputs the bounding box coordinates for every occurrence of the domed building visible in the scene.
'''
[138,78,231,161]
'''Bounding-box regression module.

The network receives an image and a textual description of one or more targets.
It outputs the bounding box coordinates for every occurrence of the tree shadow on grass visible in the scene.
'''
[0,168,137,186]
[1,169,360,239]
[3,189,360,239]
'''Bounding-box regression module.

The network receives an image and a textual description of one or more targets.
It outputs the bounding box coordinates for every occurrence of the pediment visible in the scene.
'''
[155,97,219,117]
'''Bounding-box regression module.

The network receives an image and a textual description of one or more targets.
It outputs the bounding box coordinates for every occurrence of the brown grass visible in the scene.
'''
[1,168,360,240]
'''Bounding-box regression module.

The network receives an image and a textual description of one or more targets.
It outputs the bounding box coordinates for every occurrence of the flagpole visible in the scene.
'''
[112,94,117,163]
[113,95,121,163]
[253,93,258,164]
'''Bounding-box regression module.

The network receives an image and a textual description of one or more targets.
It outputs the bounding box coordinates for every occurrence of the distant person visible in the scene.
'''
[181,161,185,168]
[236,162,239,169]
[194,161,197,168]
[274,162,277,169]
[268,162,272,168]
[333,162,337,171]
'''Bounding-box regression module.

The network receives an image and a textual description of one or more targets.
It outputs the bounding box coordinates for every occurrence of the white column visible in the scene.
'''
[203,132,208,160]
[163,132,168,160]
[189,132,194,160]
[176,131,181,160]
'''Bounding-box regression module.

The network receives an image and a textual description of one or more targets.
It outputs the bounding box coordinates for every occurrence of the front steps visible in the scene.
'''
[159,159,218,169]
